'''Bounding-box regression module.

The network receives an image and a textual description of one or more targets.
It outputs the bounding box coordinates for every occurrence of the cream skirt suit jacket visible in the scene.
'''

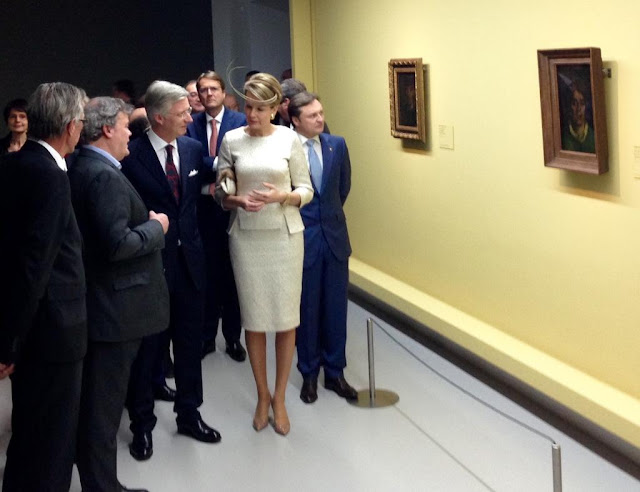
[216,125,313,332]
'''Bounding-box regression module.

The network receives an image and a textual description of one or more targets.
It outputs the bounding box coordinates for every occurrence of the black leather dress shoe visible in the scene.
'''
[153,383,176,402]
[201,340,216,359]
[225,341,246,362]
[177,416,222,443]
[129,431,153,461]
[324,375,358,401]
[119,482,149,492]
[300,377,318,404]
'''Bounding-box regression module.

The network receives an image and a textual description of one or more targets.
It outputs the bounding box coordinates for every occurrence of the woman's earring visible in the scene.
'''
[271,114,275,120]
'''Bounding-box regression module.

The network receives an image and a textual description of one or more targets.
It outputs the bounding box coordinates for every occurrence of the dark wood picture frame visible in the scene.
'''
[389,58,426,142]
[537,48,608,174]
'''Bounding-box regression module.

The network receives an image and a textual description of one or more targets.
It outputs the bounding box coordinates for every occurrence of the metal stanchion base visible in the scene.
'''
[349,389,399,408]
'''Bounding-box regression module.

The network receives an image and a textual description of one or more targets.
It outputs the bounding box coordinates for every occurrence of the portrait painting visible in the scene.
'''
[389,58,426,142]
[537,48,608,174]
[557,64,595,154]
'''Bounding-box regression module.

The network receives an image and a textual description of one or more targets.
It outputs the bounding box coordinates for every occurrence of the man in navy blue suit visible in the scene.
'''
[289,92,358,404]
[186,71,247,362]
[122,81,221,462]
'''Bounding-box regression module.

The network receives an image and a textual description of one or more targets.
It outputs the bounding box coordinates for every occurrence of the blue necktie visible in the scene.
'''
[306,139,322,193]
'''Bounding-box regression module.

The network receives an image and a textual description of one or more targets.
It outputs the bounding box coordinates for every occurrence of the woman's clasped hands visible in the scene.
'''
[242,182,286,212]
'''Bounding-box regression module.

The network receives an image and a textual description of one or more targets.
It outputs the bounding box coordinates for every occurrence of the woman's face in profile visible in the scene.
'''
[244,95,274,133]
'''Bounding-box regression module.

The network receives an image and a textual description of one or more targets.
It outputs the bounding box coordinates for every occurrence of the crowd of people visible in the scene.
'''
[0,69,355,492]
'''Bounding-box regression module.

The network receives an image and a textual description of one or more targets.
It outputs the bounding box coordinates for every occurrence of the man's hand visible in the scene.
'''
[0,363,15,380]
[149,211,169,234]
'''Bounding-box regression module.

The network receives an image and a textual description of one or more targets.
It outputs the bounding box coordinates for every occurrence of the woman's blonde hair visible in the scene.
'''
[242,73,282,107]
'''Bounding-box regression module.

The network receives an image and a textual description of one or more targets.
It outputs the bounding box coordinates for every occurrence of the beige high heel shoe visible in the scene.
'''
[270,398,290,436]
[253,395,271,432]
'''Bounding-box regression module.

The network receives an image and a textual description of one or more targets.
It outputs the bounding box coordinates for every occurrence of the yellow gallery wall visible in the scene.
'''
[289,0,640,449]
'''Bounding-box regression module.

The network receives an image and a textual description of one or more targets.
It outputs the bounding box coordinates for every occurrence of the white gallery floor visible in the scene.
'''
[1,301,638,491]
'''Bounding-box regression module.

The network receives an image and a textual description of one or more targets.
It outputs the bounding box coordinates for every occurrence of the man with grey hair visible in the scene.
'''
[123,81,220,462]
[0,82,87,491]
[68,97,171,492]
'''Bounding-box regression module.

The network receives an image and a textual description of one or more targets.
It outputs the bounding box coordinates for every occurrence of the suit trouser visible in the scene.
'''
[76,338,141,492]
[128,251,204,433]
[3,353,83,492]
[297,237,349,380]
[198,196,241,346]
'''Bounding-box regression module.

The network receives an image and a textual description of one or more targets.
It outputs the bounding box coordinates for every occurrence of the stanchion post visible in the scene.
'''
[552,443,562,492]
[367,318,376,405]
[350,318,399,408]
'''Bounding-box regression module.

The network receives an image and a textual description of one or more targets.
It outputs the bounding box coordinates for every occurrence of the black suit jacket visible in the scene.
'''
[67,146,169,342]
[0,140,87,364]
[121,133,205,293]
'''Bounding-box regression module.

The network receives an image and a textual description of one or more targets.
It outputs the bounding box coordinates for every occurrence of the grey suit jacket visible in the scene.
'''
[68,146,169,342]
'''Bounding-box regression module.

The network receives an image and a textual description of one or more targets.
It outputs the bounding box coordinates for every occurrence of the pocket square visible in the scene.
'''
[188,169,199,177]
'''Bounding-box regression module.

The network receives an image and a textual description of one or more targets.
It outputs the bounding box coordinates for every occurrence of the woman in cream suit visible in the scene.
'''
[216,73,313,435]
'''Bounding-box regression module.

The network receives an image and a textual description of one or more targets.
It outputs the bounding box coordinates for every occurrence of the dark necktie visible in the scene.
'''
[165,144,180,203]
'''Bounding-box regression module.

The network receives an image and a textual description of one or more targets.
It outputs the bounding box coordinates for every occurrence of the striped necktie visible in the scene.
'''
[165,144,180,203]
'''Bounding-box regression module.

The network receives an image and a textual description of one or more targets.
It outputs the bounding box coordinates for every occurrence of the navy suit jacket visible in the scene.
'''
[186,108,246,184]
[300,133,352,267]
[121,134,205,294]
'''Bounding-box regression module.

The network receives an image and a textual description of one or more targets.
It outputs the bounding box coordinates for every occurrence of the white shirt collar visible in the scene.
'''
[147,128,177,152]
[297,133,320,147]
[36,139,67,171]
[206,106,225,125]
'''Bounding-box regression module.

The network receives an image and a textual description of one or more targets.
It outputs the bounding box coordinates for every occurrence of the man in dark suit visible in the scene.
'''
[122,81,220,462]
[0,82,87,492]
[289,92,357,404]
[68,97,170,492]
[186,71,246,362]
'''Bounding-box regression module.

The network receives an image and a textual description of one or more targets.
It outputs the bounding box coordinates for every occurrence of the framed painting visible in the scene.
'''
[537,48,608,174]
[389,58,426,142]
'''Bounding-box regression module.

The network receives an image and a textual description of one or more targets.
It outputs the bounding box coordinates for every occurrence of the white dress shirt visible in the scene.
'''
[206,107,225,170]
[147,128,180,175]
[296,134,323,172]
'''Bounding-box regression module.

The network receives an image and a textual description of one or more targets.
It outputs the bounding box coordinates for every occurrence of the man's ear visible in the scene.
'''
[291,116,300,128]
[102,125,114,138]
[66,119,76,136]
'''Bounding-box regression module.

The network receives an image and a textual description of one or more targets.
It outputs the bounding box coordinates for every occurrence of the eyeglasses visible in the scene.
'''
[169,107,192,119]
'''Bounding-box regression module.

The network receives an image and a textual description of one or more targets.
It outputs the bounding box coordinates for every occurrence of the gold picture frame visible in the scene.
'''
[537,48,608,174]
[389,58,426,142]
